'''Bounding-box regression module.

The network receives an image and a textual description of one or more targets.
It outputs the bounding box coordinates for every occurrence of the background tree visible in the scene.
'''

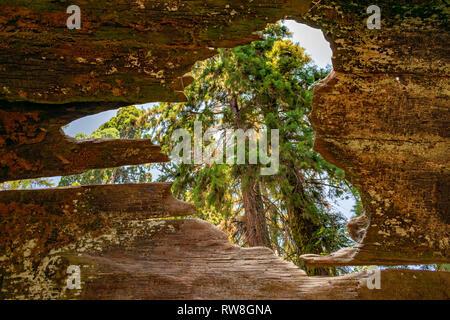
[58,23,355,275]
[145,24,353,275]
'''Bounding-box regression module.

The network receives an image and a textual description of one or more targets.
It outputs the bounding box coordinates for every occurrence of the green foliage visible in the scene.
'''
[59,106,153,186]
[57,23,358,275]
[0,178,55,191]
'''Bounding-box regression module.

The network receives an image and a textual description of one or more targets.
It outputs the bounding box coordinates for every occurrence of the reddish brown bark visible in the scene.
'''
[242,175,272,249]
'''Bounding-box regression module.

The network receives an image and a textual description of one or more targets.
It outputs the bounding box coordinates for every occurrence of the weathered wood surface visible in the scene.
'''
[299,1,449,266]
[0,0,312,182]
[0,182,196,295]
[0,101,169,182]
[0,0,312,104]
[2,219,448,300]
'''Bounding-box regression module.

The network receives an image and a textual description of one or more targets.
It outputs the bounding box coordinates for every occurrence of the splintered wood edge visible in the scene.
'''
[300,246,450,267]
[0,183,195,218]
[35,219,450,300]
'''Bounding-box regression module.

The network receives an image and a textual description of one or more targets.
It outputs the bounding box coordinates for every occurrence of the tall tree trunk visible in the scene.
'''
[229,91,271,249]
[285,169,332,275]
[242,174,271,249]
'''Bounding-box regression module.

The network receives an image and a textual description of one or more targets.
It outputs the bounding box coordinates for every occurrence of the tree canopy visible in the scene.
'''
[59,23,356,275]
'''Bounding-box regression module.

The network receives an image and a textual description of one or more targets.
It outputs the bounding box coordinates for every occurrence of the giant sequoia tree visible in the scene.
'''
[146,24,353,274]
[63,24,355,275]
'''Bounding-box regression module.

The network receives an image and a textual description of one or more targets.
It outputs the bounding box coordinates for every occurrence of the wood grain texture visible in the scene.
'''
[0,182,196,293]
[2,219,448,300]
[0,101,169,182]
[0,0,312,104]
[298,1,449,266]
[0,0,449,299]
